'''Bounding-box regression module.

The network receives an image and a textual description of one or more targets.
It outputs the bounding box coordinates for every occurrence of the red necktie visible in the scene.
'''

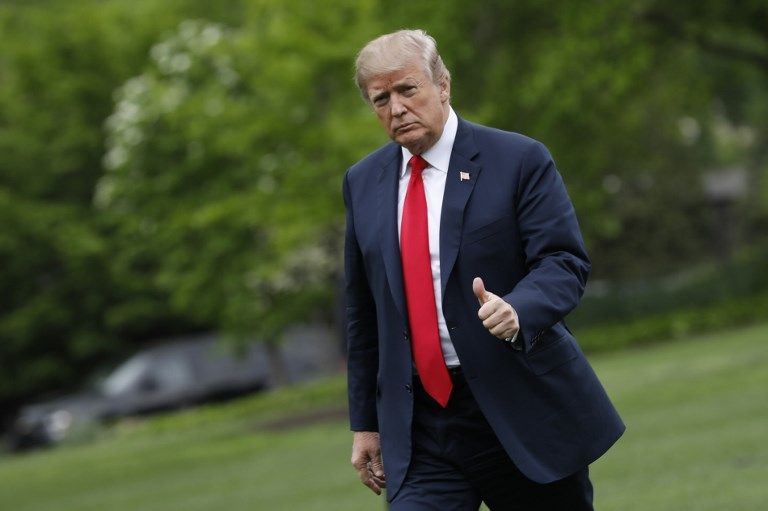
[400,155,452,407]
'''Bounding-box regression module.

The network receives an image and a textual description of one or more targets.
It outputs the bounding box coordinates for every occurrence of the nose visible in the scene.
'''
[390,95,407,117]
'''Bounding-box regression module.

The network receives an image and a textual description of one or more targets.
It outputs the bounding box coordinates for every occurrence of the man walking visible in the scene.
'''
[343,29,624,510]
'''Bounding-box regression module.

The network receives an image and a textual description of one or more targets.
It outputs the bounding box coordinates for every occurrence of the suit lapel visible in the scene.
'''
[375,120,480,318]
[440,119,481,297]
[377,146,407,321]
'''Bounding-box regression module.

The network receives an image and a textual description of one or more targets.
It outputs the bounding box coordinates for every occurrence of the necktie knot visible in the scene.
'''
[409,155,429,177]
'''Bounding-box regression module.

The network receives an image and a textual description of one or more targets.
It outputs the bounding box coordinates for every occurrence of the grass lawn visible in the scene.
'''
[1,323,766,510]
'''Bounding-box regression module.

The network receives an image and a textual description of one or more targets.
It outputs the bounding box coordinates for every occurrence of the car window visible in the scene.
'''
[148,356,195,392]
[101,352,195,396]
[101,355,150,396]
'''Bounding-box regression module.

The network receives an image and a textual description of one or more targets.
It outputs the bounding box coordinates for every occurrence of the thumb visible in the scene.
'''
[371,456,384,477]
[472,277,491,305]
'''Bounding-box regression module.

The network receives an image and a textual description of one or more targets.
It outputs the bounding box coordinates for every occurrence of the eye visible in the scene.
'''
[403,85,418,97]
[372,94,389,107]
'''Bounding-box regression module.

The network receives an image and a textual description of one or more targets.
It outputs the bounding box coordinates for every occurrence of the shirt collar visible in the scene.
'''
[400,107,458,177]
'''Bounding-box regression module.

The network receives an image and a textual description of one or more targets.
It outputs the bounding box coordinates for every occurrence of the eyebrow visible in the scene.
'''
[393,77,420,89]
[369,78,421,103]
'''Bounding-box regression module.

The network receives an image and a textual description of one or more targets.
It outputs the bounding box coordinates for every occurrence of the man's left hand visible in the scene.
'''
[351,431,386,495]
[473,277,519,340]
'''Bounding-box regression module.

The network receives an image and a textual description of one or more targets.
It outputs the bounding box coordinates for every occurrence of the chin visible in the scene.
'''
[396,134,428,153]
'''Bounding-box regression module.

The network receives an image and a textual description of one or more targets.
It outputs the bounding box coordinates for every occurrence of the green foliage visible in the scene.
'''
[571,245,768,324]
[0,1,196,203]
[0,1,249,406]
[386,0,768,277]
[577,290,768,353]
[569,245,768,352]
[0,191,112,401]
[98,6,382,340]
[1,0,767,408]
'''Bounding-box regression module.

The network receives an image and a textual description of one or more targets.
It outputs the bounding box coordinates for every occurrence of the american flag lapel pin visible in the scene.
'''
[460,171,470,181]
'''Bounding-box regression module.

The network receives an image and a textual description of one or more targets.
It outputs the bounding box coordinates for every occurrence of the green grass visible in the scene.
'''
[1,323,767,510]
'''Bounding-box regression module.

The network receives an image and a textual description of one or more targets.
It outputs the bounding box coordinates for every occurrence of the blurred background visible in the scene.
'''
[1,0,766,509]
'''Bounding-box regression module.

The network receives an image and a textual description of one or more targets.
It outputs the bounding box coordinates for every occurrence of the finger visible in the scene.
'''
[370,473,387,487]
[370,457,385,479]
[472,277,491,305]
[482,312,503,330]
[363,474,382,495]
[489,323,514,337]
[355,463,370,483]
[357,466,382,494]
[352,454,369,470]
[483,298,511,319]
[477,291,508,321]
[353,455,371,478]
[477,300,502,321]
[488,310,518,336]
[483,306,516,332]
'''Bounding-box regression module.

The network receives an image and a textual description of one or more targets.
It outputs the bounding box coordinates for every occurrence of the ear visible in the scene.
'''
[439,79,451,103]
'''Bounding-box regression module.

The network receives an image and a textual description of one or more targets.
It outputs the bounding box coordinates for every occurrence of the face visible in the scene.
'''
[365,62,450,155]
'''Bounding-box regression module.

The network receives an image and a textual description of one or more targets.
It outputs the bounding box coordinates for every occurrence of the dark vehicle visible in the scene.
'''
[8,335,278,450]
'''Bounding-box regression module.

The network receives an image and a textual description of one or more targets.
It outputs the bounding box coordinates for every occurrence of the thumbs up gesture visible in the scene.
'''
[473,277,520,342]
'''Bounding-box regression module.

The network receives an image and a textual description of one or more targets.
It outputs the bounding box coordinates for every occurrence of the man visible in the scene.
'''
[343,29,624,510]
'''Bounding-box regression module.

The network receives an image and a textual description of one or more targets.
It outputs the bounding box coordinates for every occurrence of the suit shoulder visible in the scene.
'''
[467,120,546,153]
[346,142,399,182]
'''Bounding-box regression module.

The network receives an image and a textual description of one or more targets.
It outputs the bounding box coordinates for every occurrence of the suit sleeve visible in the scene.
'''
[343,172,379,432]
[503,141,591,352]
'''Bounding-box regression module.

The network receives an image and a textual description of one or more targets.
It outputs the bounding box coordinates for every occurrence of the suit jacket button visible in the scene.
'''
[405,384,412,393]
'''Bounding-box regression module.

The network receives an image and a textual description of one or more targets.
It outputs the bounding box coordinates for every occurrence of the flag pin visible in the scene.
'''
[460,171,470,181]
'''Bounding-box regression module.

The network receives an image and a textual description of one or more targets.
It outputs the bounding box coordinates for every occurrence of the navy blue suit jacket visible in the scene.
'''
[343,116,624,501]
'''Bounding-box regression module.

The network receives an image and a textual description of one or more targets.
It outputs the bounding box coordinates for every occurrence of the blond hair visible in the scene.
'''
[354,29,451,101]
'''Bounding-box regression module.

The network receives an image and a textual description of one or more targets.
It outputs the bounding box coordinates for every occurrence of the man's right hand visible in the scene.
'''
[351,431,386,495]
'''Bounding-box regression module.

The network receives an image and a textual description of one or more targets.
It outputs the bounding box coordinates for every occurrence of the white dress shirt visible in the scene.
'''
[397,108,460,367]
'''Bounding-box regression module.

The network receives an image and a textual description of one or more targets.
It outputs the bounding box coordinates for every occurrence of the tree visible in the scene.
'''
[2,0,767,411]
[383,0,767,278]
[0,0,240,414]
[98,3,383,357]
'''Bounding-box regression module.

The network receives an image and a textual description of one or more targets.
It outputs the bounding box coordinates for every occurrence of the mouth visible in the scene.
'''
[395,122,417,133]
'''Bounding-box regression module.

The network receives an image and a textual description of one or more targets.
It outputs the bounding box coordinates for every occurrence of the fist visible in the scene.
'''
[473,277,519,340]
[351,431,386,495]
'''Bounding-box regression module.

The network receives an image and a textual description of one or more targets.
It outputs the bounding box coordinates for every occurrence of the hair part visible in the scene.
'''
[355,29,451,102]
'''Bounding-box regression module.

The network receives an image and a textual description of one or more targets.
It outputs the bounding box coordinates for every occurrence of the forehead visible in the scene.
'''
[365,63,428,94]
